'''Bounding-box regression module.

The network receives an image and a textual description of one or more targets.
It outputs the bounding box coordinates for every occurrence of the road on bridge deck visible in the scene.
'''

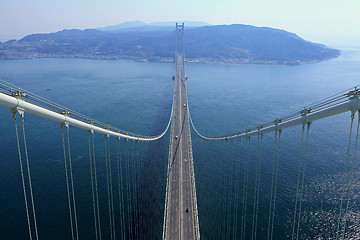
[164,55,199,240]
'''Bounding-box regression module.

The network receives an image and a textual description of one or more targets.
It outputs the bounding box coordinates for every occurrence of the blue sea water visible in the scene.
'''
[0,48,360,239]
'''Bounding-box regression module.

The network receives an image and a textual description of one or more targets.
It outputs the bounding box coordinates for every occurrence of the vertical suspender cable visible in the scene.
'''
[132,141,139,240]
[20,114,39,240]
[240,139,244,240]
[240,138,246,240]
[138,141,144,240]
[138,142,142,239]
[129,141,135,239]
[107,136,116,240]
[221,141,226,239]
[232,141,238,239]
[115,138,121,239]
[61,125,75,240]
[135,141,141,240]
[231,141,236,238]
[224,144,229,239]
[270,130,282,240]
[141,141,146,240]
[125,140,132,238]
[88,131,98,240]
[291,125,305,240]
[241,137,250,240]
[92,132,102,240]
[132,141,137,240]
[233,139,241,240]
[336,113,355,240]
[120,139,126,240]
[251,135,261,240]
[254,134,263,240]
[228,142,233,239]
[342,111,360,239]
[104,135,113,240]
[12,112,33,240]
[267,131,278,240]
[296,123,311,240]
[66,125,79,240]
[124,139,128,239]
[131,140,137,239]
[116,138,126,240]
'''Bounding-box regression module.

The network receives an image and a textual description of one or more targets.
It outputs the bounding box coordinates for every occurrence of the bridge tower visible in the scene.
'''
[163,23,200,240]
[176,23,185,64]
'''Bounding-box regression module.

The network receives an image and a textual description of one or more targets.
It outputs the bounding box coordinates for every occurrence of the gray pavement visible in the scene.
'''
[164,56,199,240]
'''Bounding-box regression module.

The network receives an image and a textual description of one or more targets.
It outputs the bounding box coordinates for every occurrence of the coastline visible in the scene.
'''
[0,53,341,66]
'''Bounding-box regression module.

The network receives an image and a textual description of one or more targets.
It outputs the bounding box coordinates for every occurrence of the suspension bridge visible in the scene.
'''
[0,23,360,239]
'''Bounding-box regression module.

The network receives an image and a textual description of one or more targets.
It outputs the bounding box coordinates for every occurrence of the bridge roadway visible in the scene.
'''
[163,56,199,240]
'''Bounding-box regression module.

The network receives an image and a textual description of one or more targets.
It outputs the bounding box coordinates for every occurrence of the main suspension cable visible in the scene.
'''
[187,86,360,142]
[1,79,174,142]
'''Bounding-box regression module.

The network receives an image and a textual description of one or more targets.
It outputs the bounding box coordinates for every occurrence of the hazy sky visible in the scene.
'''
[1,0,359,46]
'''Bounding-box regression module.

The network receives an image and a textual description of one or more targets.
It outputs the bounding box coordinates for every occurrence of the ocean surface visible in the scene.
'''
[1,47,360,239]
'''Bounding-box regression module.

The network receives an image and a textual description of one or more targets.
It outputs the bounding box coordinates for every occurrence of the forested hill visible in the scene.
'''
[0,24,340,65]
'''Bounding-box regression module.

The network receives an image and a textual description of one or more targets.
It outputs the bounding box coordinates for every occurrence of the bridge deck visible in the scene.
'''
[163,56,199,240]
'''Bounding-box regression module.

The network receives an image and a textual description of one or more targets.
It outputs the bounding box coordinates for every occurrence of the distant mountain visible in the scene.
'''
[97,20,147,31]
[97,20,210,33]
[0,24,340,65]
[147,21,209,27]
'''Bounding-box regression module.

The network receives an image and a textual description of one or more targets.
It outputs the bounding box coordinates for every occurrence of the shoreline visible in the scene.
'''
[0,54,341,66]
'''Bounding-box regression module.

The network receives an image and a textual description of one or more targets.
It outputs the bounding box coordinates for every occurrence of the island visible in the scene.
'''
[0,24,340,65]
